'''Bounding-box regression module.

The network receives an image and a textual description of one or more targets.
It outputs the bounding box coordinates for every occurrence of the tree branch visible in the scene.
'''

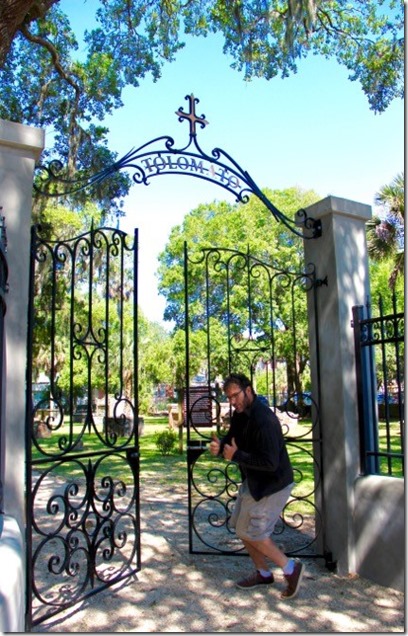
[0,0,58,66]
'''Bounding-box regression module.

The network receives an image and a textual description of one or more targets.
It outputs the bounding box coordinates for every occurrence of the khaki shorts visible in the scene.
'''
[230,480,294,541]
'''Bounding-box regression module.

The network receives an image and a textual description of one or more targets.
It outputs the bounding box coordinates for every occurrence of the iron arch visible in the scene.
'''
[34,94,321,240]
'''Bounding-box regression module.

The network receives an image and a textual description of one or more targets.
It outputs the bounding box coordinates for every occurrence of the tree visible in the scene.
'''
[0,1,403,205]
[369,259,403,311]
[158,186,318,321]
[137,313,174,413]
[1,2,404,114]
[157,186,320,399]
[30,201,103,398]
[30,202,141,419]
[0,1,57,66]
[366,172,404,290]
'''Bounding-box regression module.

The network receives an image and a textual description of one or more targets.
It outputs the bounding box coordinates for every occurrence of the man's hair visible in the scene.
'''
[223,373,254,394]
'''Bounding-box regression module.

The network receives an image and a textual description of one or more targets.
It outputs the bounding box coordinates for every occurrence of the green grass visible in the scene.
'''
[31,416,189,484]
[377,420,404,477]
[31,415,403,493]
[140,418,318,514]
[139,417,187,485]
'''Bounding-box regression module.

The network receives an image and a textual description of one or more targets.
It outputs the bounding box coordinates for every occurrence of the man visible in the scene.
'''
[209,372,304,599]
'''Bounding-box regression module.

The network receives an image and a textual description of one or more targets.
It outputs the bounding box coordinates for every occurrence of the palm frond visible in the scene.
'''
[374,172,405,222]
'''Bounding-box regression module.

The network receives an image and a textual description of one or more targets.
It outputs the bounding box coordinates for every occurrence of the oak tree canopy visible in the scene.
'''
[0,1,403,216]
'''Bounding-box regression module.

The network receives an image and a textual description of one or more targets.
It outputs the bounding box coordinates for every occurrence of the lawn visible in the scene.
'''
[377,419,404,477]
[139,417,187,485]
[30,415,403,489]
[30,416,187,484]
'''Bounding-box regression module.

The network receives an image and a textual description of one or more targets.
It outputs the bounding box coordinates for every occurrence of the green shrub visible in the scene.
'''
[155,429,178,456]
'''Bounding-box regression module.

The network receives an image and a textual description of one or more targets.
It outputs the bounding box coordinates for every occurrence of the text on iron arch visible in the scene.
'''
[140,153,242,190]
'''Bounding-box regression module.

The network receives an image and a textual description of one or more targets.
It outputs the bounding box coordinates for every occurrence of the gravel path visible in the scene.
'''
[32,478,404,633]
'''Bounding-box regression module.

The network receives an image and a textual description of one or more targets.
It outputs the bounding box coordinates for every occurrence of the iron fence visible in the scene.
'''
[352,292,404,477]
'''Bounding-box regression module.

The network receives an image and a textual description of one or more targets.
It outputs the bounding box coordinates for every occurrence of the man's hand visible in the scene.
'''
[209,433,221,456]
[223,437,238,461]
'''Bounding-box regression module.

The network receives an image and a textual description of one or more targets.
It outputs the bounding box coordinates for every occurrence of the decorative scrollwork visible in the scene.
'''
[190,497,244,554]
[34,94,321,239]
[30,453,138,619]
[28,222,139,626]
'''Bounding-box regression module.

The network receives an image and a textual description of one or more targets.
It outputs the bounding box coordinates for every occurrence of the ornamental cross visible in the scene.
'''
[176,94,209,136]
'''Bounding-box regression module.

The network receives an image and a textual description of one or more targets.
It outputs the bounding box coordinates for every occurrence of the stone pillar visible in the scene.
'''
[303,196,371,575]
[0,119,45,632]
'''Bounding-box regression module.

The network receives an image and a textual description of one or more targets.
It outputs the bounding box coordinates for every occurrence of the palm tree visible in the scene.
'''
[366,172,404,289]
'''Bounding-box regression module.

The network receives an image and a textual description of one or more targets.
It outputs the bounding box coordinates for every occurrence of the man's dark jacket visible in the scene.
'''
[220,395,293,501]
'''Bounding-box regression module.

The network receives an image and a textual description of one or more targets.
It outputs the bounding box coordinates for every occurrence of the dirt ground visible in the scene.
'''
[31,476,405,634]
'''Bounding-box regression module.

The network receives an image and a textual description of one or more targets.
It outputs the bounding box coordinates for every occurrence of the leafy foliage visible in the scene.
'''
[158,186,319,324]
[0,1,403,222]
[157,186,320,396]
[155,428,178,455]
[1,1,403,118]
[366,172,404,290]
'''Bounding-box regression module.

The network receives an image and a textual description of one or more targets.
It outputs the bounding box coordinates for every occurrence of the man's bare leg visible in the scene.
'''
[242,536,289,570]
[240,536,305,600]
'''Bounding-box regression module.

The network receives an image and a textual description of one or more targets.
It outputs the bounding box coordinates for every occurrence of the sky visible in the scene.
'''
[59,0,404,327]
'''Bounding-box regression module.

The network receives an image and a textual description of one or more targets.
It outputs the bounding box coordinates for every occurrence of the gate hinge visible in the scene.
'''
[314,275,328,288]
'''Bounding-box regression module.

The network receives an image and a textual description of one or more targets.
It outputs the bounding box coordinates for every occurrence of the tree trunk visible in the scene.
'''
[0,0,58,67]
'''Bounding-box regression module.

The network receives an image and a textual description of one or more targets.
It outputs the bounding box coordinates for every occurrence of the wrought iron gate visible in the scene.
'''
[184,243,332,565]
[26,224,140,628]
[352,293,404,476]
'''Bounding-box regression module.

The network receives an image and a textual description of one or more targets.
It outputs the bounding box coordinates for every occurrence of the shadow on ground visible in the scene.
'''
[31,478,404,633]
